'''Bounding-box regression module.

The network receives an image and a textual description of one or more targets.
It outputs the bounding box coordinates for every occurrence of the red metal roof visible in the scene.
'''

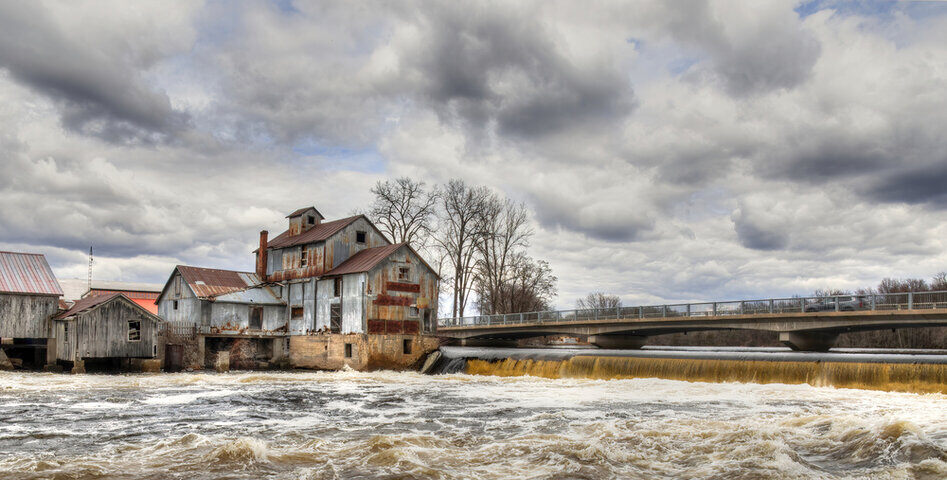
[286,206,324,219]
[0,251,63,296]
[54,292,122,319]
[322,244,406,277]
[265,215,362,249]
[176,265,260,299]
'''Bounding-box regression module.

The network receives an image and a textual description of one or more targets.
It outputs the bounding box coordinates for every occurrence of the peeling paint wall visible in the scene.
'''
[267,217,390,282]
[0,293,57,338]
[364,247,439,334]
[208,303,285,332]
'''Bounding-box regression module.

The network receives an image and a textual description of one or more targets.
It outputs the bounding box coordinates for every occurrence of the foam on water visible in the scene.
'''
[0,370,945,479]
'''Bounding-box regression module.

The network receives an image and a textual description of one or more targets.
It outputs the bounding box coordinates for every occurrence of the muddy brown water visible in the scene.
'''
[0,369,945,479]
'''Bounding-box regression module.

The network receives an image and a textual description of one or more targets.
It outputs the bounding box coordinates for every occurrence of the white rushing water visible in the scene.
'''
[0,370,945,479]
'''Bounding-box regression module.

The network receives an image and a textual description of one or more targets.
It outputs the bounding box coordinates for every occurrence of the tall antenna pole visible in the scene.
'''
[87,245,94,292]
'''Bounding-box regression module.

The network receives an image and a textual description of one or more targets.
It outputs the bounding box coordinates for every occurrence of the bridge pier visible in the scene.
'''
[588,335,647,350]
[779,331,838,352]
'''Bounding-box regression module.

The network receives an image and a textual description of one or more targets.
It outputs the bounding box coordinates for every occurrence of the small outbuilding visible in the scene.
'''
[52,292,160,364]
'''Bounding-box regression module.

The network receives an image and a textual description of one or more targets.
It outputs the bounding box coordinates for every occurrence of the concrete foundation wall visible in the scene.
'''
[289,334,439,371]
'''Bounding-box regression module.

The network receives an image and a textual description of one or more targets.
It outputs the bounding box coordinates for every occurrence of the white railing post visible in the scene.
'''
[686,304,691,317]
[769,299,774,314]
[663,305,667,318]
[908,292,914,310]
[835,296,840,312]
[712,302,717,316]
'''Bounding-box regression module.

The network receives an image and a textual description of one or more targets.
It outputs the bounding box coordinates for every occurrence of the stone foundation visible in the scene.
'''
[290,334,440,371]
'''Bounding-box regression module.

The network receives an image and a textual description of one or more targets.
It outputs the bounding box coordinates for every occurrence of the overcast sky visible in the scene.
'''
[1,0,946,309]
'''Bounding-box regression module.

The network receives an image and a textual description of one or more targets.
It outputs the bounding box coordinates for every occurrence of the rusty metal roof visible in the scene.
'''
[54,292,122,319]
[54,292,160,320]
[286,206,324,219]
[177,265,261,299]
[266,215,362,249]
[322,244,407,277]
[0,251,63,296]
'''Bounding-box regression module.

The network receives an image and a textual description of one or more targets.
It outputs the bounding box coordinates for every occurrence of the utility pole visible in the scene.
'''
[87,245,94,292]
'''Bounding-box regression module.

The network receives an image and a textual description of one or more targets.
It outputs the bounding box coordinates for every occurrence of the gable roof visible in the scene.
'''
[265,215,363,250]
[323,244,406,277]
[173,265,261,299]
[55,292,122,319]
[0,251,63,296]
[287,206,324,219]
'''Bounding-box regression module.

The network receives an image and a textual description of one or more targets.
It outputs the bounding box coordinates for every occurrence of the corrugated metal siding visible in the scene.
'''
[0,293,58,338]
[315,279,332,331]
[363,247,439,332]
[0,252,63,296]
[341,273,366,333]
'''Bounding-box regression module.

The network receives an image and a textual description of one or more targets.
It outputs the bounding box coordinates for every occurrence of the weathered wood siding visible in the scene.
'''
[55,298,158,360]
[208,303,284,332]
[364,247,439,333]
[267,217,389,281]
[0,293,58,338]
[156,272,200,324]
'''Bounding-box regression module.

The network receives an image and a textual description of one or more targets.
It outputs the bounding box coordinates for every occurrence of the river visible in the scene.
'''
[1,369,945,479]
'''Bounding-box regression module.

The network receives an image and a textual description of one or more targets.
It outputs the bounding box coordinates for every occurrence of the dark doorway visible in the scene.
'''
[249,306,263,330]
[423,310,433,333]
[165,344,184,372]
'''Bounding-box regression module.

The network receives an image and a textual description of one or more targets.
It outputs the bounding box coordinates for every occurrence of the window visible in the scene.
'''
[249,306,263,329]
[173,300,178,310]
[402,339,412,355]
[330,304,342,333]
[128,320,141,342]
[344,343,353,358]
[291,307,304,319]
[307,215,315,225]
[300,245,308,267]
[333,277,342,297]
[398,266,410,281]
[409,306,419,317]
[356,231,367,244]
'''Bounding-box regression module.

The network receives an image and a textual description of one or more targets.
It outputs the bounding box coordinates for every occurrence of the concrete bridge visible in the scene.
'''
[437,291,947,351]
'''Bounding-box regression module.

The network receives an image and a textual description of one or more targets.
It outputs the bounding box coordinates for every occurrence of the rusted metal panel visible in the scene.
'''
[374,294,412,306]
[386,320,403,334]
[403,320,419,334]
[267,215,361,250]
[367,319,385,334]
[0,251,63,296]
[386,282,420,293]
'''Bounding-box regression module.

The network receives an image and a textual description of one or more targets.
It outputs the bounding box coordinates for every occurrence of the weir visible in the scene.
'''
[432,347,947,394]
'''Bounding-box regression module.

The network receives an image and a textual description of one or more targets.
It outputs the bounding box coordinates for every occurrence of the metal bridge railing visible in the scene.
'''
[437,290,947,328]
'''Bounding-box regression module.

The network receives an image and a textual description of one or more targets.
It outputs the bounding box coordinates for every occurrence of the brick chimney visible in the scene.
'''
[256,230,268,282]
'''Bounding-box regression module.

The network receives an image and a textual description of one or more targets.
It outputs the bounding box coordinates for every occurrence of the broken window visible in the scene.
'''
[291,307,304,319]
[249,306,263,329]
[333,277,342,297]
[398,266,410,281]
[300,245,308,267]
[330,304,342,333]
[356,231,367,244]
[409,306,419,317]
[402,339,412,355]
[128,320,141,342]
[307,215,315,225]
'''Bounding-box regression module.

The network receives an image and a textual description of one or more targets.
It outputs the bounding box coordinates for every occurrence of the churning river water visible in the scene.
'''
[1,370,946,479]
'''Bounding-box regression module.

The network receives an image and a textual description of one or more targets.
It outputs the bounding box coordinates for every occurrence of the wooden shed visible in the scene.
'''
[0,251,62,340]
[53,293,159,362]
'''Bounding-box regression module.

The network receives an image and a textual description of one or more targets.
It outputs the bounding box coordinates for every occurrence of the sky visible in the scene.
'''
[1,0,946,310]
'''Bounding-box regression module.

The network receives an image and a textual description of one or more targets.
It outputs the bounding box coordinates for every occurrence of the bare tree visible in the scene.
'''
[435,179,491,318]
[931,272,947,291]
[474,197,532,315]
[489,255,557,314]
[368,178,439,246]
[576,292,622,310]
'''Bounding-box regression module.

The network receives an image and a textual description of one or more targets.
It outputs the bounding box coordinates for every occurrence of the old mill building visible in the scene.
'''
[155,207,441,371]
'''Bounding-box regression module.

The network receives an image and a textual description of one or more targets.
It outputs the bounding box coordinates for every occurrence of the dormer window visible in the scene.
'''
[356,231,367,244]
[307,215,315,225]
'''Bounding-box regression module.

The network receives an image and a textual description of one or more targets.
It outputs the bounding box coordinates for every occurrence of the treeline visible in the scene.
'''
[366,178,557,318]
[813,272,947,297]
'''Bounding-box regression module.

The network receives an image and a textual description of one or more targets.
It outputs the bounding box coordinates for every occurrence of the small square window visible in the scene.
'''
[356,231,367,244]
[128,320,141,342]
[307,215,315,225]
[344,343,353,358]
[409,306,419,317]
[291,307,304,319]
[398,267,410,281]
[403,339,412,355]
